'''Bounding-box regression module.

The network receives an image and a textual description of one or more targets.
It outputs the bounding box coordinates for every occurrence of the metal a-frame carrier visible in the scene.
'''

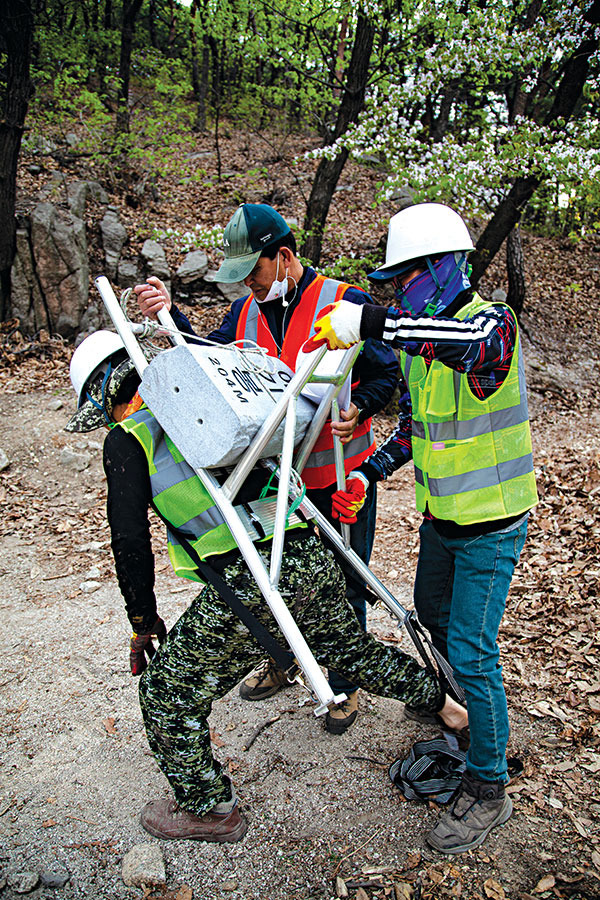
[96,275,454,716]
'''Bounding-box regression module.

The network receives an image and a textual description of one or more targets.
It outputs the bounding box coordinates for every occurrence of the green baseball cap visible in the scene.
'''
[214,204,292,283]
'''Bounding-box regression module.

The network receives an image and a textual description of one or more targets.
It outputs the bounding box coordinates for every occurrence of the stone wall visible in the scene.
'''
[10,176,243,340]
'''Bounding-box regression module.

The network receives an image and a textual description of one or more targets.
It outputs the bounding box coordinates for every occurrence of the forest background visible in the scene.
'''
[1,2,600,900]
[2,0,600,324]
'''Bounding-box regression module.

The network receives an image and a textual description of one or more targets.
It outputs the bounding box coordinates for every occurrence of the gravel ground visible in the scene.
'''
[1,367,599,900]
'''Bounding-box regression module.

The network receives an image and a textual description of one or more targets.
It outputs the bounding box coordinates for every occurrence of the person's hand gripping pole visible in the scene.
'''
[331,471,369,524]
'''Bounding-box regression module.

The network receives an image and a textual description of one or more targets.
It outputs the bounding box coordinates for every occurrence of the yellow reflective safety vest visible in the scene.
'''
[120,406,305,582]
[401,295,538,525]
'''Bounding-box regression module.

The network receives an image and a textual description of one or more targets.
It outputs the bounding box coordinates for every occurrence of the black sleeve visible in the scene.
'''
[360,303,389,340]
[102,427,158,633]
[169,303,196,339]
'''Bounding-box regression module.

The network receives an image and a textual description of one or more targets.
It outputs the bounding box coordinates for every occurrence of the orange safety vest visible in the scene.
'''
[235,273,376,489]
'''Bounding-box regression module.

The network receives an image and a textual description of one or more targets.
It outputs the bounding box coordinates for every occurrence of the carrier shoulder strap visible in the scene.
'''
[404,611,466,704]
[151,504,297,674]
[389,733,466,805]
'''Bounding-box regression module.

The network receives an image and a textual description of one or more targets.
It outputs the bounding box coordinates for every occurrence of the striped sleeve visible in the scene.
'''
[382,309,502,345]
[361,303,516,376]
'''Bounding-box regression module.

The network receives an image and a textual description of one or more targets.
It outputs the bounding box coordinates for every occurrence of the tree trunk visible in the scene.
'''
[190,3,200,97]
[198,38,209,131]
[332,15,348,97]
[302,149,351,265]
[506,225,526,319]
[301,14,375,266]
[471,0,600,286]
[248,9,262,88]
[431,82,459,142]
[189,1,209,132]
[470,173,540,284]
[116,0,144,134]
[0,0,34,322]
[148,0,158,48]
[166,0,177,55]
[208,34,221,111]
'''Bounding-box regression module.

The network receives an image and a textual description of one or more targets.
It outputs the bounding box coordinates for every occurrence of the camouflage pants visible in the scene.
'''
[138,534,442,816]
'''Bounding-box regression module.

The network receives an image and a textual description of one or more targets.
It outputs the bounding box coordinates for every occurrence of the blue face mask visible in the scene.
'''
[394,253,471,317]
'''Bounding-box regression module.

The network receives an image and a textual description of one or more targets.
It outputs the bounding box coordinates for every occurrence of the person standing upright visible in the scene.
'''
[305,202,538,853]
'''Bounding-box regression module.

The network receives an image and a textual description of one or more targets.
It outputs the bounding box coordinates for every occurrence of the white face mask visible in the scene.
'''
[258,253,289,304]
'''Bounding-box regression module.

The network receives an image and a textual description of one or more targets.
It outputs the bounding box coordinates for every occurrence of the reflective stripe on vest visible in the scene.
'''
[402,295,538,525]
[120,407,304,581]
[235,274,375,489]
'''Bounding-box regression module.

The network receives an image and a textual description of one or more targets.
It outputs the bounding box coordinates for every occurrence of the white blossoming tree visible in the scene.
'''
[306,0,600,311]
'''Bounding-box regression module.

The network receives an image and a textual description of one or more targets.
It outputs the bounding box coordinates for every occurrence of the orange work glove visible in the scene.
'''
[303,300,363,352]
[331,472,370,524]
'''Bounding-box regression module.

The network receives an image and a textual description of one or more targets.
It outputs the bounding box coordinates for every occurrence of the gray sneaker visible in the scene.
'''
[426,772,512,854]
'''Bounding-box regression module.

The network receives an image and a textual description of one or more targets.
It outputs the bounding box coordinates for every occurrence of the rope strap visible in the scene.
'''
[389,733,466,805]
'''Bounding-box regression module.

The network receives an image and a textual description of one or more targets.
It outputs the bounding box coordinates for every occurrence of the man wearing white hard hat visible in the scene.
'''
[134,203,399,734]
[305,202,538,855]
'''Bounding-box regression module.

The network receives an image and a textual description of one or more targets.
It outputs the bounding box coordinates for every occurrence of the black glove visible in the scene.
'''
[129,616,167,676]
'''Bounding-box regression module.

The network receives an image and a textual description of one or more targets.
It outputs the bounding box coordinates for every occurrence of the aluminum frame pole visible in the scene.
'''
[94,276,149,375]
[156,307,188,346]
[195,468,345,714]
[303,498,410,624]
[261,459,410,625]
[293,343,362,475]
[331,397,351,549]
[269,395,298,589]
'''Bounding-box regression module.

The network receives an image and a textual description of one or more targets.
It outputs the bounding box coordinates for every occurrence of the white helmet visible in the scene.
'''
[69,330,127,406]
[369,203,474,281]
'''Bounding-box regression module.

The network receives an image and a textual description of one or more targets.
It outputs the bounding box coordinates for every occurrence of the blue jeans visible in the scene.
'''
[414,517,528,783]
[306,481,376,694]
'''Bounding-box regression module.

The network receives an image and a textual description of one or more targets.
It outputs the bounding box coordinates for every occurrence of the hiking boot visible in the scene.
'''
[325,690,359,735]
[140,798,247,842]
[239,658,296,701]
[426,771,512,854]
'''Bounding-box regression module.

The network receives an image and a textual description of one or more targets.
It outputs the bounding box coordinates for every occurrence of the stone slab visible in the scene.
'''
[139,344,317,469]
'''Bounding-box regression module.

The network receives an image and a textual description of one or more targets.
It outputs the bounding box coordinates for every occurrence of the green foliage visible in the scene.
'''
[26,15,198,178]
[294,216,380,287]
[25,66,114,152]
[309,0,600,239]
[317,254,378,291]
[20,0,600,245]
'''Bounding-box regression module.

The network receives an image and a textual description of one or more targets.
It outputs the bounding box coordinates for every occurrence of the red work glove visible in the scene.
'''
[129,616,167,676]
[331,472,369,524]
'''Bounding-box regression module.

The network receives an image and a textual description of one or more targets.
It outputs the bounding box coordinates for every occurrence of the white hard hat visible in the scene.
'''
[69,330,127,406]
[369,203,474,281]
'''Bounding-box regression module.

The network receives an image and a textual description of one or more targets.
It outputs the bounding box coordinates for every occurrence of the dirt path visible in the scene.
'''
[1,333,600,900]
